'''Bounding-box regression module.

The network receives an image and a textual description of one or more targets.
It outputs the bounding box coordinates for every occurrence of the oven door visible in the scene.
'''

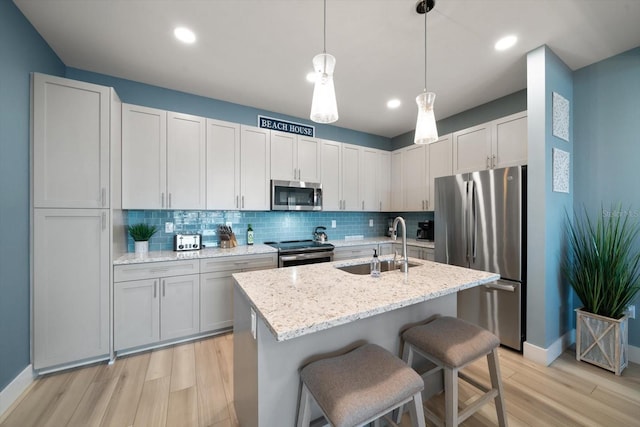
[279,251,333,268]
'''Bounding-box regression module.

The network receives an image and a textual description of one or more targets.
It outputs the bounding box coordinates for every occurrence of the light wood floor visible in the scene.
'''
[1,333,639,427]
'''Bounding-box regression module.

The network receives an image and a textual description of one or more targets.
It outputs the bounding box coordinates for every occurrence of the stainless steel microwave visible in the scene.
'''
[271,180,322,211]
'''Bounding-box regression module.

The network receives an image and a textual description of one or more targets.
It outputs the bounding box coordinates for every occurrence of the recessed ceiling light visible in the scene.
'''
[387,99,401,109]
[306,71,316,83]
[174,27,196,44]
[495,35,517,51]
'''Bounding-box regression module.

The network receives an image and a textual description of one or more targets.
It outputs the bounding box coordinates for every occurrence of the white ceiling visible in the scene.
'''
[14,0,640,138]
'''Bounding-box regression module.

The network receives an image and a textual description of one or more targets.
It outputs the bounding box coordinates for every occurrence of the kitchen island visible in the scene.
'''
[232,257,499,426]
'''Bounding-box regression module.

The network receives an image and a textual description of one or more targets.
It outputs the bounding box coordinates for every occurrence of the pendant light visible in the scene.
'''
[310,0,338,123]
[414,0,438,144]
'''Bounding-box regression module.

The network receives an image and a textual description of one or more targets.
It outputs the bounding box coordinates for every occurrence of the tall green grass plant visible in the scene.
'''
[563,205,640,319]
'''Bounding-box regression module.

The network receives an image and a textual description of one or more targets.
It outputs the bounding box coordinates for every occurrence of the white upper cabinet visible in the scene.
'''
[341,143,360,211]
[359,147,379,211]
[403,144,428,212]
[378,151,392,212]
[493,111,528,168]
[270,131,320,182]
[428,134,453,210]
[320,139,342,211]
[206,119,241,210]
[122,104,205,210]
[453,123,492,174]
[453,111,527,173]
[32,73,110,208]
[240,125,271,210]
[391,150,404,211]
[122,104,167,209]
[166,112,206,209]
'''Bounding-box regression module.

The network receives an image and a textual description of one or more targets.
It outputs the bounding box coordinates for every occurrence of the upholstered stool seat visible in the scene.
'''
[400,316,508,427]
[297,343,426,427]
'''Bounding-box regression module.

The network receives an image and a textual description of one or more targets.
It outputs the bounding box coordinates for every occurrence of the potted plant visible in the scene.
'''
[562,205,640,375]
[128,223,158,256]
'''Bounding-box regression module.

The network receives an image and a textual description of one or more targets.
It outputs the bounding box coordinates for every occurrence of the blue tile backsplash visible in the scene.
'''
[124,210,434,252]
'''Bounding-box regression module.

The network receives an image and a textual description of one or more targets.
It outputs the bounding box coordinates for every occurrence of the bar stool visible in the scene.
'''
[400,316,508,427]
[296,343,426,427]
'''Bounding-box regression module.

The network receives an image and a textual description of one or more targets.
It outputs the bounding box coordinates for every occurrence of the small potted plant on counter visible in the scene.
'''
[562,204,640,375]
[128,223,158,256]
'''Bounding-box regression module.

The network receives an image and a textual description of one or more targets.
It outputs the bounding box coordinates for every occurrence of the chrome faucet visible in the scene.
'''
[392,216,409,273]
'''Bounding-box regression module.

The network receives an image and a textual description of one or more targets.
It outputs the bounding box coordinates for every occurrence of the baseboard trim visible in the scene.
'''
[629,344,640,364]
[0,365,35,421]
[523,329,575,366]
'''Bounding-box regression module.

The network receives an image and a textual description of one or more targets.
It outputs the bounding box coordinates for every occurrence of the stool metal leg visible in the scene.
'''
[297,383,312,427]
[444,367,459,427]
[487,348,508,427]
[409,391,426,427]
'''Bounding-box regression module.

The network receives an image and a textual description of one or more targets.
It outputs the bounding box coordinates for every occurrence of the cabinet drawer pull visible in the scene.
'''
[150,268,169,273]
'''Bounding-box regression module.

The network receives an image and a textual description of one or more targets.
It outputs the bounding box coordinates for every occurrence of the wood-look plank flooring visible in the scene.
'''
[1,333,638,427]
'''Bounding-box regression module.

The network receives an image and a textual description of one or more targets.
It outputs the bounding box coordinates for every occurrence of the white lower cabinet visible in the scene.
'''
[333,244,379,261]
[392,243,434,261]
[114,260,200,351]
[200,253,277,333]
[33,209,110,370]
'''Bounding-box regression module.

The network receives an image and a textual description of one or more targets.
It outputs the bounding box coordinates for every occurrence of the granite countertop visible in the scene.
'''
[113,244,277,265]
[233,256,498,342]
[113,237,434,265]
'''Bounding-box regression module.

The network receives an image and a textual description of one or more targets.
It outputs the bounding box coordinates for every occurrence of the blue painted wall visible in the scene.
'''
[391,90,527,150]
[526,46,574,351]
[65,68,392,150]
[0,0,65,390]
[574,47,640,347]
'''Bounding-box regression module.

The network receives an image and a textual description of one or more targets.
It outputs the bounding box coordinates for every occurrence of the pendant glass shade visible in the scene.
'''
[310,53,338,123]
[414,91,438,144]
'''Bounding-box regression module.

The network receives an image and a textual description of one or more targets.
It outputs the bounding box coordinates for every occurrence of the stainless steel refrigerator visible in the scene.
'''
[434,165,526,351]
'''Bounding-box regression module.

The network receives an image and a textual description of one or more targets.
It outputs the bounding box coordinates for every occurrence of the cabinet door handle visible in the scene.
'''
[101,212,106,230]
[162,280,166,297]
[362,201,364,210]
[492,154,496,168]
[154,281,157,298]
[379,201,382,211]
[486,156,490,169]
[426,200,429,210]
[161,192,165,208]
[101,188,106,207]
[236,195,239,208]
[242,196,245,209]
[168,193,172,209]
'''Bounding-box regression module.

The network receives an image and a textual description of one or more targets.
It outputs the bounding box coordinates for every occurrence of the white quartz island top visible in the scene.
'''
[233,257,499,342]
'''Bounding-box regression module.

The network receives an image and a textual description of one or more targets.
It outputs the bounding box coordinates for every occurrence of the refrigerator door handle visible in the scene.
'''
[484,282,516,292]
[471,180,477,262]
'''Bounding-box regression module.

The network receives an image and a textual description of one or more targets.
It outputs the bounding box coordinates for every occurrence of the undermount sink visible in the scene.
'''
[336,260,421,275]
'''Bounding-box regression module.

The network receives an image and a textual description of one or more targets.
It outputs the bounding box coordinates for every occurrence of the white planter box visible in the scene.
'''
[575,308,628,375]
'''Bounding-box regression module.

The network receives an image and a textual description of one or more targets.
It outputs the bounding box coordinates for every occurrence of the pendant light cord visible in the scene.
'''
[323,0,327,54]
[424,0,427,92]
